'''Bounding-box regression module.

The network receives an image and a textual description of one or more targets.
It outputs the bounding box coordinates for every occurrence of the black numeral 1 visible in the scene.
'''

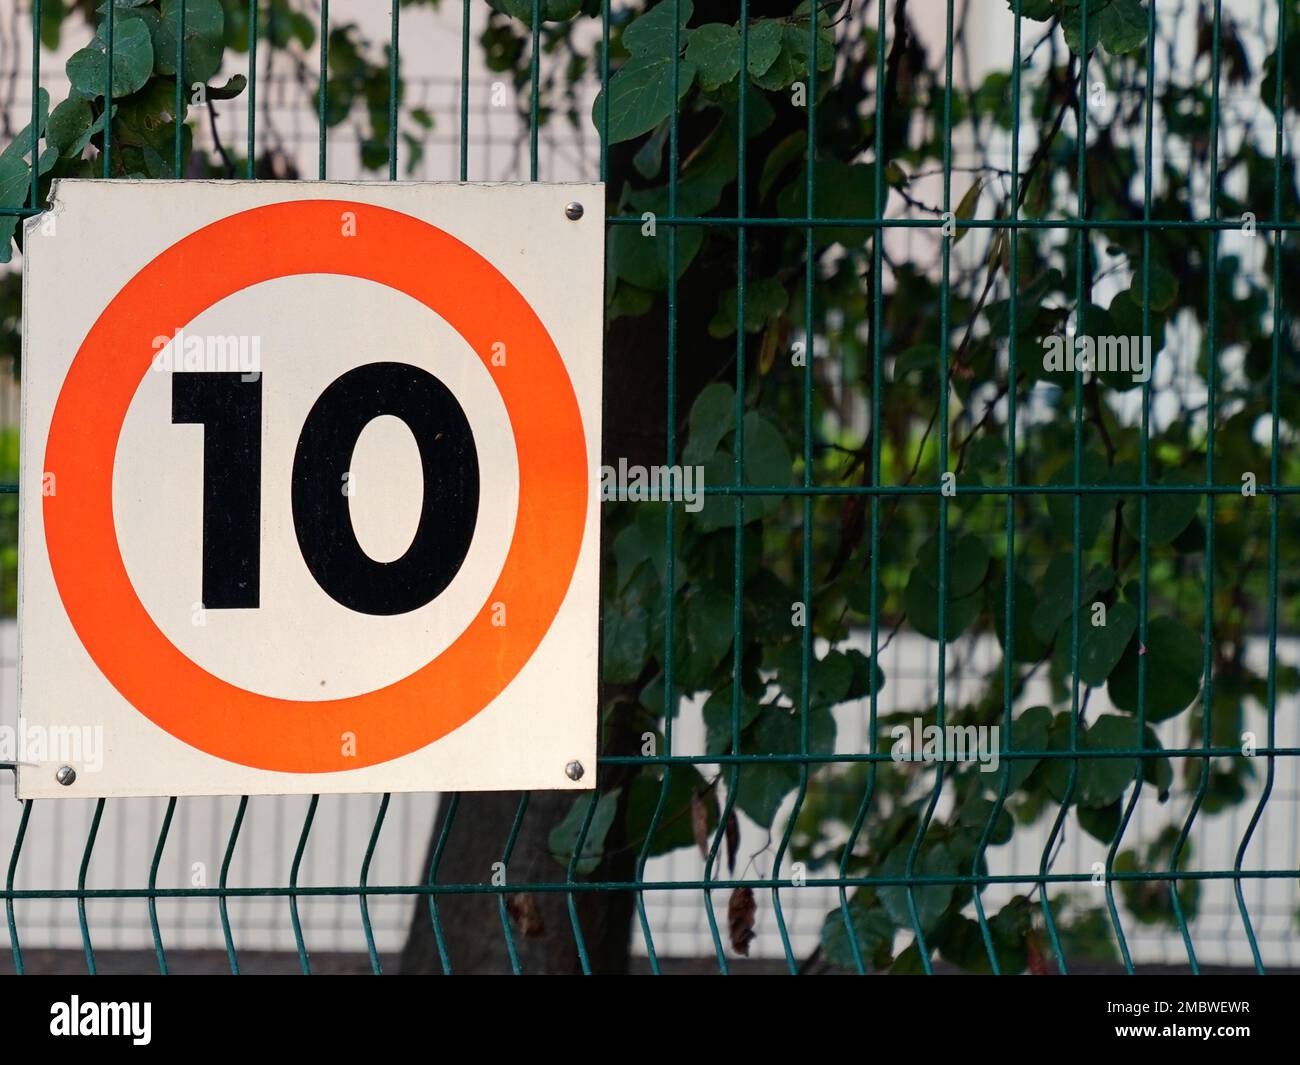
[172,372,263,609]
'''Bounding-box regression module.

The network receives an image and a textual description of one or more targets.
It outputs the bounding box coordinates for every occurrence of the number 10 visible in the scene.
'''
[172,362,480,616]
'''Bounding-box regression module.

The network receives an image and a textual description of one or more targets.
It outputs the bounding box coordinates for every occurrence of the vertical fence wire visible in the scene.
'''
[1231,0,1288,975]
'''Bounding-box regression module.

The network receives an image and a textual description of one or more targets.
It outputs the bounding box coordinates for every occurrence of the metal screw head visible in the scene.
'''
[56,766,76,786]
[564,760,585,781]
[564,201,584,221]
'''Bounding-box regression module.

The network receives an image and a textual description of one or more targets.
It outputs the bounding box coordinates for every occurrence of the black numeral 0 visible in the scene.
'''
[172,362,480,616]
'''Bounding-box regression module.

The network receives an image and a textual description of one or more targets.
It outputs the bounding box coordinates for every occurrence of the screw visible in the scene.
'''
[565,760,585,781]
[56,766,76,786]
[564,201,584,221]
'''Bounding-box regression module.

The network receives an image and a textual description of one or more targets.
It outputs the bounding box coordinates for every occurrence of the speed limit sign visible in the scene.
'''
[17,180,602,798]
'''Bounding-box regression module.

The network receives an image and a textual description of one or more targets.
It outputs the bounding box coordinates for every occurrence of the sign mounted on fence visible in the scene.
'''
[18,180,603,798]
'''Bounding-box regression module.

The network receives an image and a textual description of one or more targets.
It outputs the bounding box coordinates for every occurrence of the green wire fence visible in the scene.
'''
[1,0,1297,974]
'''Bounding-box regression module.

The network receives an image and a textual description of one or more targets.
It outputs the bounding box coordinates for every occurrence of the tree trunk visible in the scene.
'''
[401,0,810,973]
[401,694,646,974]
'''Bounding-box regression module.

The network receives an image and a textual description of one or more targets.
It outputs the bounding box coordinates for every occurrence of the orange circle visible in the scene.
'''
[44,199,590,773]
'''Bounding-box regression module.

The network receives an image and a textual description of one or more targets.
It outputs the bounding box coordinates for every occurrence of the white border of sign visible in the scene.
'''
[17,180,603,798]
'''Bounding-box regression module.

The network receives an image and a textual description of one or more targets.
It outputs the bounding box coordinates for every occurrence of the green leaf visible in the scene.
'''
[691,449,737,532]
[905,532,988,644]
[0,154,31,211]
[1061,0,1104,53]
[1031,559,1114,644]
[904,569,982,643]
[155,0,226,87]
[820,901,895,969]
[1109,615,1203,721]
[1,88,50,165]
[1045,451,1124,548]
[679,587,734,683]
[702,683,761,755]
[0,150,26,260]
[893,342,940,381]
[632,120,669,179]
[0,88,49,257]
[1043,713,1140,808]
[1077,601,1138,686]
[113,77,186,152]
[878,844,956,933]
[686,23,740,90]
[957,797,1014,845]
[741,411,795,517]
[1077,715,1140,807]
[497,0,581,24]
[890,940,927,973]
[781,16,835,78]
[735,706,801,827]
[1079,801,1122,843]
[68,105,115,159]
[543,0,582,20]
[776,160,876,247]
[992,571,1052,663]
[776,645,854,710]
[758,129,806,200]
[936,914,1001,972]
[1122,471,1200,546]
[207,73,248,100]
[1007,705,1052,792]
[746,277,789,331]
[1099,0,1148,54]
[745,20,784,77]
[625,765,716,857]
[595,55,696,144]
[549,790,620,875]
[843,648,886,699]
[608,198,703,288]
[683,382,735,464]
[602,602,649,683]
[1141,724,1173,798]
[1124,261,1177,311]
[47,97,94,156]
[914,531,990,599]
[710,278,790,338]
[1117,826,1199,926]
[1007,0,1057,19]
[67,14,154,98]
[623,0,694,57]
[612,522,652,593]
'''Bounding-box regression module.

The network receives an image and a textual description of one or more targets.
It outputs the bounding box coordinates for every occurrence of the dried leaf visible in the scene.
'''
[690,790,709,858]
[1026,929,1051,975]
[506,893,546,939]
[988,228,1008,275]
[728,886,757,955]
[725,811,741,875]
[952,178,983,244]
[757,320,780,375]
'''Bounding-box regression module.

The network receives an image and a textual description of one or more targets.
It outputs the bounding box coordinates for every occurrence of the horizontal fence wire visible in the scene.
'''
[0,0,1297,974]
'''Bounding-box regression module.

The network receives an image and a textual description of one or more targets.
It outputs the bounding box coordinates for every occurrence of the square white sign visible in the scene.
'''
[17,180,602,798]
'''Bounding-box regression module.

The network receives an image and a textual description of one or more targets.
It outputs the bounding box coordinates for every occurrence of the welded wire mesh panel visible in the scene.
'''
[0,0,1297,975]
